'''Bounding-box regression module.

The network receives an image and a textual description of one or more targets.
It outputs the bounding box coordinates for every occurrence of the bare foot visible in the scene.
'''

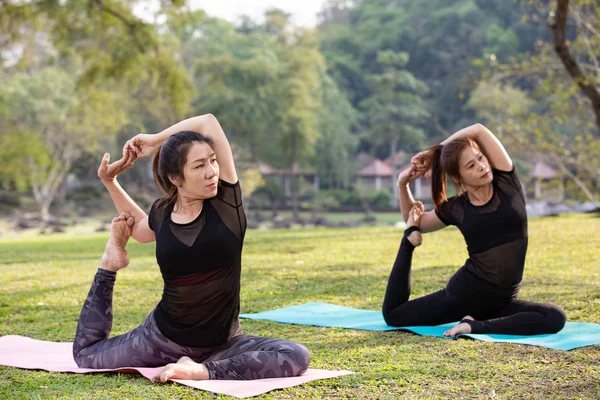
[153,356,209,383]
[406,201,424,247]
[443,315,474,337]
[99,212,135,272]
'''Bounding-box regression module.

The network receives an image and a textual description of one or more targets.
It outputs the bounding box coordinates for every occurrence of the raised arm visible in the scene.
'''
[397,166,447,233]
[441,124,512,171]
[127,114,237,183]
[98,151,155,244]
[411,124,513,176]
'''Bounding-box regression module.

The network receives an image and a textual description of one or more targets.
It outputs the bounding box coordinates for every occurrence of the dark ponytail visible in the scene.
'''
[428,145,446,209]
[152,150,178,212]
[151,130,214,211]
[423,138,480,209]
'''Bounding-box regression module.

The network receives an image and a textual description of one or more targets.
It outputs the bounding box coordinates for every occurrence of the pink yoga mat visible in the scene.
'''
[0,335,353,398]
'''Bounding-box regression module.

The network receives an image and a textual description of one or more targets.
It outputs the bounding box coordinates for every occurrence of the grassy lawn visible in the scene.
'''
[1,213,599,398]
[252,211,403,225]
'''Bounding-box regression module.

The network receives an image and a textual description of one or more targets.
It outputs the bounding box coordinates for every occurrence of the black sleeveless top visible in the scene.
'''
[435,168,528,288]
[148,180,246,347]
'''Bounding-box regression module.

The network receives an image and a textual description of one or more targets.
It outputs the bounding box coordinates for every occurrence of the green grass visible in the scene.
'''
[1,214,599,398]
[254,211,402,225]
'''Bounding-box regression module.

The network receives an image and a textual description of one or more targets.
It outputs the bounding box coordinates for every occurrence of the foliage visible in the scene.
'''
[170,10,352,215]
[468,0,600,204]
[359,50,429,156]
[0,66,129,222]
[320,189,363,207]
[317,0,558,137]
[314,72,359,189]
[240,168,265,200]
[2,0,599,216]
[0,1,196,220]
[0,131,49,192]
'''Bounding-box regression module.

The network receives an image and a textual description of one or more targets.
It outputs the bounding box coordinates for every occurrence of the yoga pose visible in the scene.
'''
[73,114,310,381]
[383,123,566,336]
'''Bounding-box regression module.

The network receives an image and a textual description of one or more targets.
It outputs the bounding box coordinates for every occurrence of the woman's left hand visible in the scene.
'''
[98,148,137,183]
[123,133,162,159]
[397,165,423,187]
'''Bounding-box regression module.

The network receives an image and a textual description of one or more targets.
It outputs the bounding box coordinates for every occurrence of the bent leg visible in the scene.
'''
[382,234,417,317]
[467,300,567,335]
[382,229,467,326]
[203,335,311,380]
[72,268,117,365]
[382,204,424,316]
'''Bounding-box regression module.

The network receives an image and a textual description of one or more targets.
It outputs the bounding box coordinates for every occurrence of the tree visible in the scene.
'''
[0,67,129,225]
[469,0,600,204]
[270,25,324,218]
[175,11,329,218]
[183,17,283,159]
[317,0,556,139]
[1,1,193,132]
[0,1,196,222]
[359,51,429,160]
[548,0,600,135]
[1,1,183,76]
[318,0,487,137]
[314,72,359,189]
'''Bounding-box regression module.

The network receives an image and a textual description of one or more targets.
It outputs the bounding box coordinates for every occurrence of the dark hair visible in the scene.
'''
[423,138,480,208]
[152,130,214,211]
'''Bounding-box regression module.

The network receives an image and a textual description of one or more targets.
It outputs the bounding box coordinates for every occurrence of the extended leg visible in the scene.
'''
[464,299,566,335]
[156,335,311,382]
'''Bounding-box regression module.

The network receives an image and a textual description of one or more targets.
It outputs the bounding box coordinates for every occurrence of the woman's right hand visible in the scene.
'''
[124,133,162,159]
[410,149,434,173]
[397,165,423,187]
[97,149,137,183]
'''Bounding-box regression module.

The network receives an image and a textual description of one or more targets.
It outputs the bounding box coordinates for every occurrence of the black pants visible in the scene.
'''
[382,234,566,335]
[73,269,311,379]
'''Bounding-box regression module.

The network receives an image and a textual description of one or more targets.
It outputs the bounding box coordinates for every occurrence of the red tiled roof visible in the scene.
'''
[356,159,395,177]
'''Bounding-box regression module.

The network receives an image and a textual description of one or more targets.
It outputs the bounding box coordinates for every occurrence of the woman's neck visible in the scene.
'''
[465,183,493,205]
[173,196,204,216]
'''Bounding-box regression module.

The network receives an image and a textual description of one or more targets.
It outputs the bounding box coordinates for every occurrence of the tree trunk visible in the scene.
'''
[39,200,51,231]
[290,132,299,220]
[31,150,73,232]
[291,163,299,219]
[389,137,398,164]
[551,154,600,206]
[548,0,600,137]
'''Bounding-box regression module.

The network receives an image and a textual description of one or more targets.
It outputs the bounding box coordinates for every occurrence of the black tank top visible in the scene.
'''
[148,180,246,347]
[435,168,528,287]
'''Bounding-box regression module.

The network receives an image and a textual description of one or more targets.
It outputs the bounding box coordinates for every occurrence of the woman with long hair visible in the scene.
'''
[73,114,310,382]
[383,123,566,337]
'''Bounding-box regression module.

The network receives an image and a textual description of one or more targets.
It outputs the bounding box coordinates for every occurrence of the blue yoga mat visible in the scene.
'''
[240,302,600,351]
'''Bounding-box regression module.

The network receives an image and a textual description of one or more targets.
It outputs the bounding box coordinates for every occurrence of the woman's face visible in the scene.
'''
[456,146,493,188]
[178,141,220,200]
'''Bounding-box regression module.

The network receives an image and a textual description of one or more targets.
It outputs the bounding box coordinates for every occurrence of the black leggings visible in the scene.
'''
[382,232,566,335]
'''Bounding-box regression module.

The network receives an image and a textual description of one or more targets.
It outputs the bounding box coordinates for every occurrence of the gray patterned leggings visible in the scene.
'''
[73,269,311,379]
